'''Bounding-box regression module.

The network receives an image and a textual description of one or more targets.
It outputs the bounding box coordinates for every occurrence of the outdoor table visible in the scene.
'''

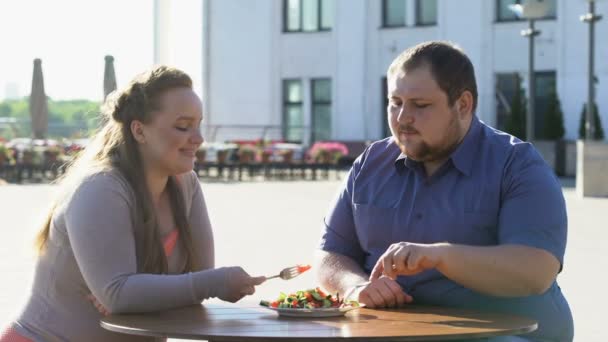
[101,302,537,341]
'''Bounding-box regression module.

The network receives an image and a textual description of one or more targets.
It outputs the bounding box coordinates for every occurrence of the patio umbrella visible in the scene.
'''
[103,55,117,100]
[29,58,49,139]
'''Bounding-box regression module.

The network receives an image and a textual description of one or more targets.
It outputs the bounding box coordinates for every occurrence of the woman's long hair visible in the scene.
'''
[35,66,199,274]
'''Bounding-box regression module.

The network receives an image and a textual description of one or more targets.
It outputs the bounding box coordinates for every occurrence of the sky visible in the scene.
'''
[0,0,201,102]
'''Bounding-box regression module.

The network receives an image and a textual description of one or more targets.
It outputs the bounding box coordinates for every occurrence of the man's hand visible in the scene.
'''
[348,276,413,308]
[370,242,446,280]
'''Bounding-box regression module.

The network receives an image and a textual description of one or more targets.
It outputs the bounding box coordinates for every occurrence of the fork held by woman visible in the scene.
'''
[267,264,312,280]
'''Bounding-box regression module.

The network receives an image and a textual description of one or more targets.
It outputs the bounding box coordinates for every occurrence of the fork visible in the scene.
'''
[266,265,309,280]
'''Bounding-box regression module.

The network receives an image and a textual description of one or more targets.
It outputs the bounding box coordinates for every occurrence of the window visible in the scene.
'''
[495,73,521,131]
[496,0,557,22]
[534,71,557,138]
[494,71,557,137]
[311,79,332,142]
[283,80,304,142]
[381,77,391,138]
[416,0,437,26]
[382,0,406,27]
[284,0,333,32]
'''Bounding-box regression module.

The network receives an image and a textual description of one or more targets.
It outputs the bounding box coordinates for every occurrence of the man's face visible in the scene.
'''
[387,65,468,163]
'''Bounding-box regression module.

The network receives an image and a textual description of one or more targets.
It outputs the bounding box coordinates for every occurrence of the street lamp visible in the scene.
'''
[580,0,603,140]
[509,0,551,142]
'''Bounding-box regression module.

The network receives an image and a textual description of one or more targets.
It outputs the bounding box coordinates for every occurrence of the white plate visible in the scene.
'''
[262,304,364,318]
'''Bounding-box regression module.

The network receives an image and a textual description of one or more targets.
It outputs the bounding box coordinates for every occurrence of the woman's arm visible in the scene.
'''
[65,173,232,314]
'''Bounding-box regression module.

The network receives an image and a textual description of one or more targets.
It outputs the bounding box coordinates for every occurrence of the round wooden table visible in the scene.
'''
[101,302,537,341]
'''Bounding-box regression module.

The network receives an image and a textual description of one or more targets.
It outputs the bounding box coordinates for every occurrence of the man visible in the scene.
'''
[316,41,573,341]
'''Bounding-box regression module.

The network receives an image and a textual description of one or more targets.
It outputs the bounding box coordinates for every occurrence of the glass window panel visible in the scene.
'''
[313,105,331,141]
[381,77,391,137]
[534,71,556,136]
[384,0,406,27]
[544,0,557,18]
[312,79,331,102]
[320,0,333,30]
[497,0,519,21]
[417,0,437,25]
[285,80,302,102]
[495,73,520,131]
[302,0,319,32]
[285,106,304,141]
[286,0,301,31]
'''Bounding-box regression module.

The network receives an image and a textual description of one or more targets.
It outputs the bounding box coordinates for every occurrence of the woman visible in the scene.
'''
[1,66,265,341]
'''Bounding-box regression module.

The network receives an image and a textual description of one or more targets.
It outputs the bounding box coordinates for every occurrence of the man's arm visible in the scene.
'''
[315,250,369,295]
[371,242,558,297]
[437,244,559,296]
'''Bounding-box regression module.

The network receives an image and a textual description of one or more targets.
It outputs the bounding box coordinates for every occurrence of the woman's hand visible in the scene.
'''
[217,266,266,303]
[86,293,110,316]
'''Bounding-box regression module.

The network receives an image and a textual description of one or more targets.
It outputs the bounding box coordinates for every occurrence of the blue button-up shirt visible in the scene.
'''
[320,117,573,341]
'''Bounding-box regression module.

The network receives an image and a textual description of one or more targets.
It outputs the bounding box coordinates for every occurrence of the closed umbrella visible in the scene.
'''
[29,58,49,139]
[103,55,117,100]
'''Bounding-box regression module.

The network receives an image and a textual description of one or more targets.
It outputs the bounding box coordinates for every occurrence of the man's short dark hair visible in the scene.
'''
[388,41,478,113]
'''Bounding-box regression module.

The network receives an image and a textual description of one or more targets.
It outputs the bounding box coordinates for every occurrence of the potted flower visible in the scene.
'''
[279,149,294,164]
[22,147,37,166]
[44,145,63,164]
[261,150,273,164]
[237,144,257,164]
[309,142,349,164]
[0,143,13,167]
[195,146,207,165]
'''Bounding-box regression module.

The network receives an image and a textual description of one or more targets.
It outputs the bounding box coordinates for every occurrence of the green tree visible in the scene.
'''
[542,91,565,140]
[0,98,101,139]
[0,103,12,116]
[578,103,605,140]
[505,88,527,140]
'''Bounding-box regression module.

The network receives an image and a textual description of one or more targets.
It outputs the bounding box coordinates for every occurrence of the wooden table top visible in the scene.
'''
[101,303,537,341]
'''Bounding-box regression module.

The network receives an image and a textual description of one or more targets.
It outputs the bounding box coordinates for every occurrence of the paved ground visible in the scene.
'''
[0,177,606,341]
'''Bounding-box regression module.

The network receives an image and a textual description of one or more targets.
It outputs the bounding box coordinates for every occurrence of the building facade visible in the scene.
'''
[199,0,608,145]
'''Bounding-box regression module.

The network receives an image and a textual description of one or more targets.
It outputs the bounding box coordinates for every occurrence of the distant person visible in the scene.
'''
[1,66,265,342]
[315,41,573,341]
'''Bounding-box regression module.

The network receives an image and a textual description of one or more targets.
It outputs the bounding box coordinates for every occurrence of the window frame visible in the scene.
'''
[381,76,391,138]
[495,0,557,23]
[282,79,304,142]
[415,0,437,26]
[311,78,332,142]
[283,0,333,33]
[381,0,407,28]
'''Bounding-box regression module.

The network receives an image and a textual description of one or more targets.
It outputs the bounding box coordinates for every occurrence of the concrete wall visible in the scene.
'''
[576,141,608,197]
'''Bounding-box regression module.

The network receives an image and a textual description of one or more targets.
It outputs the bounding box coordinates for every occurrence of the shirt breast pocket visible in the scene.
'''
[352,203,398,255]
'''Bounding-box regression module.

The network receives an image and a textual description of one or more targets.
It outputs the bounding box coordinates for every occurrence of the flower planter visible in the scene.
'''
[261,151,272,164]
[281,150,294,164]
[195,150,207,165]
[216,150,228,164]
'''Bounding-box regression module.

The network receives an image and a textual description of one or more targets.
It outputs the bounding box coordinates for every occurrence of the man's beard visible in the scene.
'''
[395,111,462,163]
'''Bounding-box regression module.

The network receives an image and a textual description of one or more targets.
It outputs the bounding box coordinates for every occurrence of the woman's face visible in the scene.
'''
[137,87,204,176]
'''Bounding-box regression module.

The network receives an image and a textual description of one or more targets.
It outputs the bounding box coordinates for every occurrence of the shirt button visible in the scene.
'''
[415,213,423,220]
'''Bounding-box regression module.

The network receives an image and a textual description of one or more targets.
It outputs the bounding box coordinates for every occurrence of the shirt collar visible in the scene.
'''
[393,116,482,176]
[449,116,481,176]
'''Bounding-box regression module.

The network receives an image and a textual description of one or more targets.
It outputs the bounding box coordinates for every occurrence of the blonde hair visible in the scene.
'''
[35,65,200,274]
